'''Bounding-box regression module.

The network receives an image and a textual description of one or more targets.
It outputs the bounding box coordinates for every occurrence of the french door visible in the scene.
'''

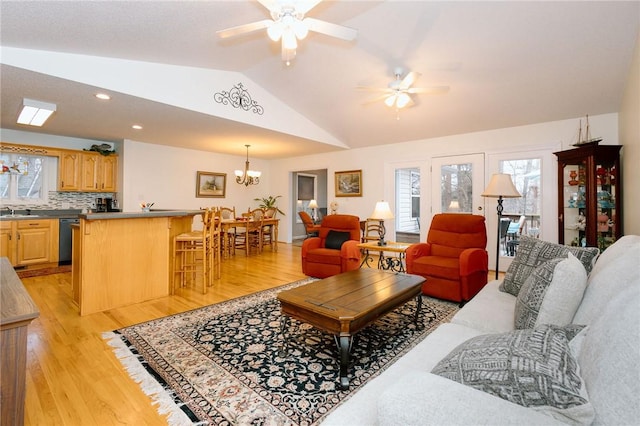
[431,154,486,221]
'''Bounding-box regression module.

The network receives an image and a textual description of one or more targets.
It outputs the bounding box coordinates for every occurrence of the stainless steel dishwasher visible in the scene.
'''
[59,218,79,265]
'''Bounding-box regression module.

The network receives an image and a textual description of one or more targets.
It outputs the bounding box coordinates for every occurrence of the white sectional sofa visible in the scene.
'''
[324,235,639,425]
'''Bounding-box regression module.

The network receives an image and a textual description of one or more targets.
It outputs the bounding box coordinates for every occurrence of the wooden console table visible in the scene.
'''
[1,257,40,426]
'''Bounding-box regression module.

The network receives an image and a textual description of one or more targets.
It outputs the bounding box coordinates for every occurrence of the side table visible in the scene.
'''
[358,241,411,272]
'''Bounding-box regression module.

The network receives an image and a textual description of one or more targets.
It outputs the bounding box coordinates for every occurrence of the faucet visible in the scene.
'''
[5,207,15,216]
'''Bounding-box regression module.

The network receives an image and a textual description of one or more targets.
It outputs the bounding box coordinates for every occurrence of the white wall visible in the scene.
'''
[121,139,271,214]
[271,113,620,242]
[619,33,640,236]
[2,112,624,246]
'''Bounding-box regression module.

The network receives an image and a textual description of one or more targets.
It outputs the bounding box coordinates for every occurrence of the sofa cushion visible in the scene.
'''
[576,284,640,425]
[514,253,587,329]
[431,324,594,425]
[378,372,565,426]
[324,230,351,250]
[321,322,485,426]
[500,236,599,296]
[450,280,516,334]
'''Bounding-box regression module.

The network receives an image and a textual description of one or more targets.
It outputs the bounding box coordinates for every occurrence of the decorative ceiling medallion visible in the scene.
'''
[214,83,264,115]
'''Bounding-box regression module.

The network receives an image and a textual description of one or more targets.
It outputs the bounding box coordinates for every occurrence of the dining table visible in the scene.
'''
[220,217,280,254]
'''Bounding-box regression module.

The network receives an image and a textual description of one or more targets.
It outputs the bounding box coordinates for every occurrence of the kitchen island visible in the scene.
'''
[72,210,202,315]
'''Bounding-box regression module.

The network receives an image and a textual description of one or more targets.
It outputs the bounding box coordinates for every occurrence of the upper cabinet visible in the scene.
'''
[554,144,622,251]
[58,150,82,190]
[59,150,117,192]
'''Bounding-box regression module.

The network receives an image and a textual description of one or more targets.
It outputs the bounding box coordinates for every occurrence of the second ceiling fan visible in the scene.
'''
[359,68,450,110]
[217,0,357,65]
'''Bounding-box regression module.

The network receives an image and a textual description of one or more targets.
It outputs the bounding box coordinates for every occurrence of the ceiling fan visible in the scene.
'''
[358,68,450,110]
[216,0,358,65]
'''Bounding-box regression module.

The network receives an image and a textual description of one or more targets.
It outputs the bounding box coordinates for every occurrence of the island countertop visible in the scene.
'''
[73,211,199,315]
[79,209,202,220]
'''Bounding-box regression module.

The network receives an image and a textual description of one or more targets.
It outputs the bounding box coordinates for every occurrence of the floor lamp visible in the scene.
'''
[481,174,521,279]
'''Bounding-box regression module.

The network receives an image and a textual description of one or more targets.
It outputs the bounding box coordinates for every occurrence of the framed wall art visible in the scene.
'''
[196,171,226,198]
[335,169,362,197]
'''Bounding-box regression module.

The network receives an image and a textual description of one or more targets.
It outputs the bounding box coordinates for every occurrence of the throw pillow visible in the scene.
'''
[324,230,351,250]
[514,253,588,330]
[500,236,599,296]
[431,324,594,425]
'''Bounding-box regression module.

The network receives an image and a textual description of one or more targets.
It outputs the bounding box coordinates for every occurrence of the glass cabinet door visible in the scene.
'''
[555,144,621,252]
[561,160,587,247]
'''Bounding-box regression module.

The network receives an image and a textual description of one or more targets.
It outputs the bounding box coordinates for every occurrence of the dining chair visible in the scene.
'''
[172,207,215,294]
[362,218,384,244]
[235,216,264,256]
[219,206,236,257]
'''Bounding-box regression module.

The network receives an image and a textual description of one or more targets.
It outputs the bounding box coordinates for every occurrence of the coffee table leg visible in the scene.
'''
[339,334,351,390]
[278,315,290,357]
[415,294,423,325]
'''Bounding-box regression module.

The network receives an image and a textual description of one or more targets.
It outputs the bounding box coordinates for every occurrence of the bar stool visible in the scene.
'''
[172,208,214,294]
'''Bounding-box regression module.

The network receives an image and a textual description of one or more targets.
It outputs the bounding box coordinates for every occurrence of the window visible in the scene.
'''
[296,173,317,222]
[0,153,48,203]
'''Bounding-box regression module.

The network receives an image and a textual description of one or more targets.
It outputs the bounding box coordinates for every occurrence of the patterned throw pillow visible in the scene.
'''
[500,236,599,296]
[431,324,594,425]
[514,253,588,329]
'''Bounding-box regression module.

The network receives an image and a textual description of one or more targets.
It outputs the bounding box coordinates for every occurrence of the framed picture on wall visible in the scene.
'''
[335,169,362,197]
[196,171,226,198]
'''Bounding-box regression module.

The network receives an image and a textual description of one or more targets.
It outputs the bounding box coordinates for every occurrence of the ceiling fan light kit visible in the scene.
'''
[217,0,357,65]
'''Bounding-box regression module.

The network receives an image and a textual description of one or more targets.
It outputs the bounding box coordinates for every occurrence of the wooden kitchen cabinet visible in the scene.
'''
[59,150,118,192]
[0,219,59,267]
[58,150,81,190]
[0,221,16,265]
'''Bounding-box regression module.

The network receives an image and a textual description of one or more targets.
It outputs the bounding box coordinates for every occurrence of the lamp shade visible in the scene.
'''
[481,174,521,198]
[370,201,394,220]
[308,199,318,209]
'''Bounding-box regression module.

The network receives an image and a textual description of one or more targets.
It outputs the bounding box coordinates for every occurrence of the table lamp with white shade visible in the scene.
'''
[481,173,522,279]
[308,199,318,221]
[370,201,395,246]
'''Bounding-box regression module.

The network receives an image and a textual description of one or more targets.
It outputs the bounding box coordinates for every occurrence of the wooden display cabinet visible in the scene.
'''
[554,143,622,251]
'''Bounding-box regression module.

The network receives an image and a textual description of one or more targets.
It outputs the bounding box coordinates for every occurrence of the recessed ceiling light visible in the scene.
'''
[95,93,111,100]
[132,124,143,130]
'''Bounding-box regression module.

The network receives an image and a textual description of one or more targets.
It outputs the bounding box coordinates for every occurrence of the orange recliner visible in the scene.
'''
[301,214,361,278]
[406,213,488,304]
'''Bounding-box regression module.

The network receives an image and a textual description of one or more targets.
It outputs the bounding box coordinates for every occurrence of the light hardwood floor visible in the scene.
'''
[22,243,306,426]
[21,244,501,425]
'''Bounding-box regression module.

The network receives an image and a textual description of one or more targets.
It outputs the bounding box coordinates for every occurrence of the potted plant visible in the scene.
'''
[254,195,285,217]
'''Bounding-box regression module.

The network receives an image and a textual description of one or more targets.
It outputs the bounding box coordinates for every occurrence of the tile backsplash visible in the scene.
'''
[9,191,117,210]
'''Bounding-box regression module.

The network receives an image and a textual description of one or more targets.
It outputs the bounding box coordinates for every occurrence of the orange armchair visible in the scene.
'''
[301,214,361,278]
[299,211,321,238]
[406,213,488,304]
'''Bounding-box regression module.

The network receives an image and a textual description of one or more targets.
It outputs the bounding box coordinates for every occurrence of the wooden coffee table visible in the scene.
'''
[277,269,425,389]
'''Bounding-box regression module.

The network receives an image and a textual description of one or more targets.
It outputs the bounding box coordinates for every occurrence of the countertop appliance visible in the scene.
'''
[59,218,79,265]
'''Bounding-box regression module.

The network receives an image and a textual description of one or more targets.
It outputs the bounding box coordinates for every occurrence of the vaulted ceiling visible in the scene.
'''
[1,1,638,159]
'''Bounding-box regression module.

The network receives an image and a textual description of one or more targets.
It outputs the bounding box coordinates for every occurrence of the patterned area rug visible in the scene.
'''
[104,277,458,425]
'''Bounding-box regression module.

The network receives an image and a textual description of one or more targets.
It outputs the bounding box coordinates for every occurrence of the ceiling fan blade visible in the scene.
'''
[303,17,358,41]
[407,86,450,95]
[216,20,273,39]
[399,71,420,90]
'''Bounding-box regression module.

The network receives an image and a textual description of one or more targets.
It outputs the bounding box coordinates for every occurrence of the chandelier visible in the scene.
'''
[235,144,261,186]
